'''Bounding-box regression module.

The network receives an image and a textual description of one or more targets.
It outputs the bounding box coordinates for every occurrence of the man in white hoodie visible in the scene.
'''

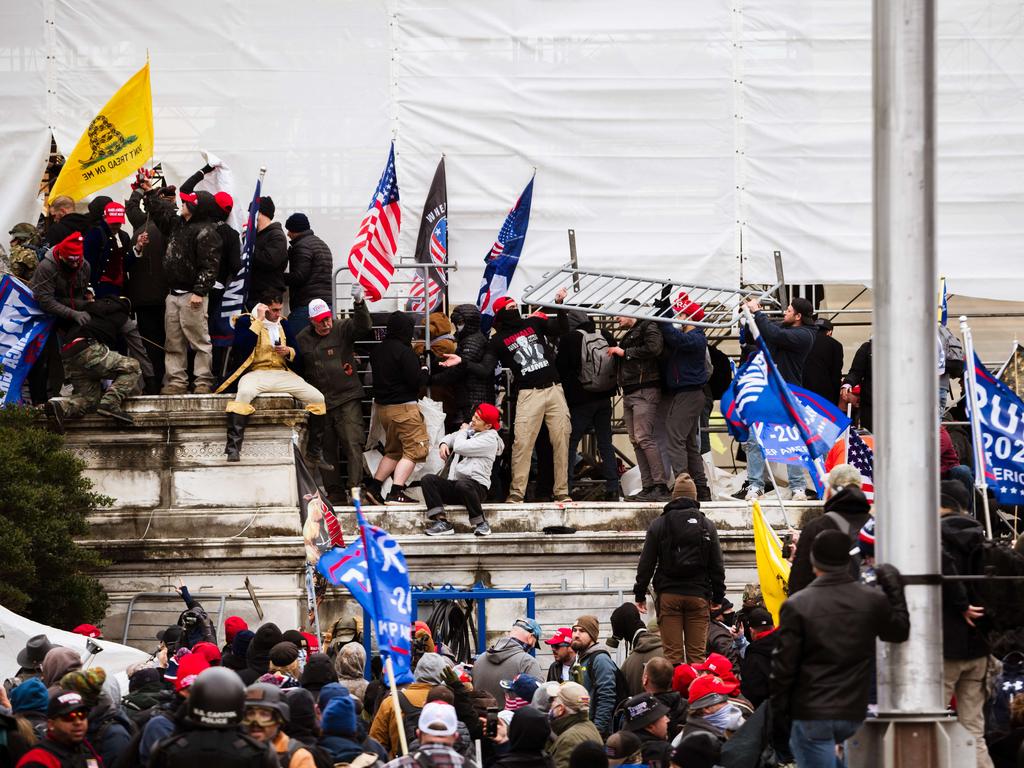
[422,402,504,537]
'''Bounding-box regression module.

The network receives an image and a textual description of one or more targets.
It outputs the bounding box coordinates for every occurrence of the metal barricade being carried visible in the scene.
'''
[522,262,781,341]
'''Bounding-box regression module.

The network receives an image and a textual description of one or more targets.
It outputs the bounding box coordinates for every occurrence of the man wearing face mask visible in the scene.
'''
[704,600,742,667]
[679,676,745,745]
[31,232,92,332]
[440,296,571,503]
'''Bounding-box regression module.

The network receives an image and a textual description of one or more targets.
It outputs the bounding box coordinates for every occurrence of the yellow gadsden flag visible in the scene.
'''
[752,500,791,624]
[48,61,154,204]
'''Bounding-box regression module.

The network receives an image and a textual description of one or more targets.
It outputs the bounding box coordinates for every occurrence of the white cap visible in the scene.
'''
[418,701,458,736]
[308,298,332,322]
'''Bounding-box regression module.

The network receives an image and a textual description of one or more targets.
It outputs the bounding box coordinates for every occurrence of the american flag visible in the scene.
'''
[408,217,447,313]
[477,175,535,332]
[847,429,875,502]
[347,143,400,302]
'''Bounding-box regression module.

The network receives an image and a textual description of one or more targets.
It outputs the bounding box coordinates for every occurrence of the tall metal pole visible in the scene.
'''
[872,0,943,719]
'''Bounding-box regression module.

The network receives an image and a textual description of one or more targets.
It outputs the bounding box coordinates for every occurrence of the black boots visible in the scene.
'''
[225,413,249,462]
[304,413,334,472]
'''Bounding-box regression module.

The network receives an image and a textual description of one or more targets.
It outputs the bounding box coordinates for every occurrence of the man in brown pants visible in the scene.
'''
[631,475,726,664]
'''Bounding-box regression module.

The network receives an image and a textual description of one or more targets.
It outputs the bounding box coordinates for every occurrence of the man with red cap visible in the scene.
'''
[545,628,576,682]
[679,676,745,744]
[142,184,222,394]
[294,293,373,503]
[84,201,134,298]
[421,402,505,536]
[440,295,571,503]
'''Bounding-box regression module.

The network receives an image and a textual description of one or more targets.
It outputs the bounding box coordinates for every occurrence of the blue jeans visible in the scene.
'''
[568,398,619,492]
[789,719,862,768]
[745,434,806,492]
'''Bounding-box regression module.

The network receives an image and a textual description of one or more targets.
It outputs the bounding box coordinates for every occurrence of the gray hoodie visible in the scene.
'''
[471,637,542,708]
[442,427,504,489]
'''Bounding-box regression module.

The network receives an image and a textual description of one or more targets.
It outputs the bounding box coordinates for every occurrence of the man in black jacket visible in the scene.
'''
[801,318,844,406]
[770,529,910,766]
[283,213,333,339]
[737,607,775,709]
[440,296,571,504]
[610,310,668,501]
[788,463,872,595]
[632,480,725,665]
[939,481,994,768]
[248,197,288,301]
[431,303,495,426]
[553,295,619,501]
[741,296,817,500]
[146,189,222,394]
[842,339,873,431]
[296,291,373,502]
[44,195,91,247]
[366,312,430,505]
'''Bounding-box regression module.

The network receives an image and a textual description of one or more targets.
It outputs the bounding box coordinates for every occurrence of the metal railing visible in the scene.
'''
[122,591,227,650]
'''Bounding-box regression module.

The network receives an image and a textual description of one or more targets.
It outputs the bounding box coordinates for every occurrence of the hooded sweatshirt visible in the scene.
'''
[439,303,496,422]
[619,631,665,697]
[10,678,49,739]
[41,647,82,687]
[440,426,505,489]
[788,485,872,595]
[471,637,543,711]
[334,643,369,703]
[485,308,560,390]
[492,706,555,768]
[370,312,429,404]
[239,623,284,685]
[149,189,222,296]
[369,652,449,756]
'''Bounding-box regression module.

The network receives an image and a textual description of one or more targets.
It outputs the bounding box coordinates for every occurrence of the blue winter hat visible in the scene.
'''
[321,694,358,736]
[285,213,310,233]
[10,678,48,714]
[317,682,350,712]
[232,629,255,658]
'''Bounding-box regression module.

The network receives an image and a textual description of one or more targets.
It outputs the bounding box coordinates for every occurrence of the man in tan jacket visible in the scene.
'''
[369,653,449,757]
[216,292,327,464]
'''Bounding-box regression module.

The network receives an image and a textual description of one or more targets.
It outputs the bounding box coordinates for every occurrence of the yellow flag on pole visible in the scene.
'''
[752,500,791,623]
[48,61,154,204]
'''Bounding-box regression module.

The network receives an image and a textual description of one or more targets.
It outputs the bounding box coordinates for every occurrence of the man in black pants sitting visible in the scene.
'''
[421,403,505,537]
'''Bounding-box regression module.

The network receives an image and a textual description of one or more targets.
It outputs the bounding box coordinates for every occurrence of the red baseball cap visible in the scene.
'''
[214,191,233,214]
[301,631,320,654]
[687,675,735,707]
[191,642,222,666]
[102,202,125,224]
[179,192,198,207]
[544,627,573,646]
[474,403,501,430]
[71,624,102,639]
[694,652,733,677]
[671,663,698,694]
[492,296,516,313]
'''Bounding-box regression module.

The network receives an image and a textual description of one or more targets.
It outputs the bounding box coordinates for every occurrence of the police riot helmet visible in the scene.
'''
[186,667,245,727]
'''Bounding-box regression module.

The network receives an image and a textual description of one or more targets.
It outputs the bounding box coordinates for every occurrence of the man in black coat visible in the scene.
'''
[365,312,430,505]
[248,196,288,301]
[45,195,91,246]
[801,318,844,405]
[788,463,873,594]
[842,339,873,431]
[632,480,725,666]
[283,213,334,338]
[432,303,495,425]
[738,607,776,709]
[770,529,909,765]
[939,481,995,768]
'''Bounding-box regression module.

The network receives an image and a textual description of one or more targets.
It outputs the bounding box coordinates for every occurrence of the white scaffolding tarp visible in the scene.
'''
[1,0,1022,301]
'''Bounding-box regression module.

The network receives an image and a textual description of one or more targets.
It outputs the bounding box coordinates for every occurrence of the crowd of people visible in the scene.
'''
[4,458,1021,768]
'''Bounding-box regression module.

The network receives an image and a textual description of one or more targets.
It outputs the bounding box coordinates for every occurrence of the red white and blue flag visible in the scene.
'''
[408,158,448,313]
[477,174,535,333]
[846,429,875,502]
[348,143,401,302]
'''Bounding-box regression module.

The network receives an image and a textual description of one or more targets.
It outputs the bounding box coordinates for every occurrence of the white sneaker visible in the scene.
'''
[744,486,765,501]
[776,487,793,501]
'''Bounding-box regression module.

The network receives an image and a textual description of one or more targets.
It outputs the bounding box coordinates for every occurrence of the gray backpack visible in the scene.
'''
[579,330,617,392]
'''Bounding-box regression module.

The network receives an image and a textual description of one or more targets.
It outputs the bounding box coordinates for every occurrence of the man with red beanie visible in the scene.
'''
[421,403,505,537]
[31,233,92,331]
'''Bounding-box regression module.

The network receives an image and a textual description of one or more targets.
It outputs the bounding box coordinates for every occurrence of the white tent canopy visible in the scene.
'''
[0,605,150,691]
[1,0,1022,301]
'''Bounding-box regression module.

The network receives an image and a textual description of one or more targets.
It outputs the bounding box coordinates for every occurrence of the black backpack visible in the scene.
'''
[150,728,271,768]
[280,739,336,768]
[396,690,423,744]
[661,508,710,579]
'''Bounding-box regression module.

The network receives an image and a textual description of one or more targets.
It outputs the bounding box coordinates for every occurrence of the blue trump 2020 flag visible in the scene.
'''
[722,336,850,494]
[211,175,261,347]
[968,352,1024,504]
[0,275,54,406]
[318,502,414,683]
[477,175,535,333]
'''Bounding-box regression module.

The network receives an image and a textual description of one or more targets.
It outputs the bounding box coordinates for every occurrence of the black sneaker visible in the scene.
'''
[638,484,672,502]
[603,490,622,502]
[802,488,819,501]
[424,519,455,536]
[44,399,66,435]
[385,488,419,506]
[362,484,385,506]
[97,403,135,426]
[473,521,492,537]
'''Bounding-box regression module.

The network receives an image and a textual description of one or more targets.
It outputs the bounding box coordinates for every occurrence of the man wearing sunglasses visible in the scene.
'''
[16,689,102,767]
[243,684,316,768]
[470,617,543,708]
